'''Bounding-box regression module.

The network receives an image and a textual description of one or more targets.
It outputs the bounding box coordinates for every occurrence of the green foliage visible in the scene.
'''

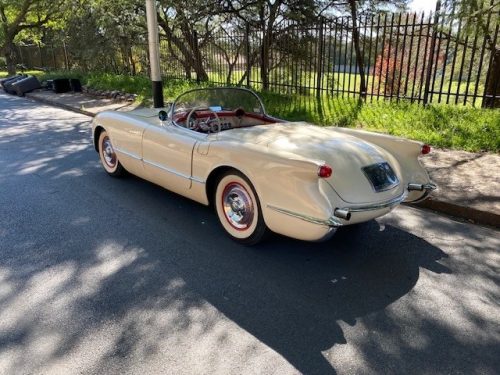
[2,70,497,152]
[265,91,499,152]
[58,0,146,73]
[0,0,67,74]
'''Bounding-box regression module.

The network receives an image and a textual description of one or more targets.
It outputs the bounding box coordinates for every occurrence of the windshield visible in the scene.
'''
[171,87,265,119]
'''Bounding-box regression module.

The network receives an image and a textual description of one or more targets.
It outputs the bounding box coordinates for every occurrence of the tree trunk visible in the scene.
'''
[189,31,208,82]
[483,48,500,108]
[157,16,209,81]
[226,64,234,84]
[129,46,136,75]
[183,61,192,79]
[349,0,366,98]
[3,40,17,75]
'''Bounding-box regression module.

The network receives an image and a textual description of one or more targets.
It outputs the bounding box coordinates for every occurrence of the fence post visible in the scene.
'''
[246,22,251,88]
[316,17,325,98]
[423,0,441,105]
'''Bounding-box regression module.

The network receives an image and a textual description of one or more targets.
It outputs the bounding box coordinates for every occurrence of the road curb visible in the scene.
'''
[409,198,499,229]
[25,92,97,117]
[25,92,499,230]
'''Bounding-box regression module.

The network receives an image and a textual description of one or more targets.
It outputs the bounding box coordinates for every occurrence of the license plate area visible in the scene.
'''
[362,162,399,192]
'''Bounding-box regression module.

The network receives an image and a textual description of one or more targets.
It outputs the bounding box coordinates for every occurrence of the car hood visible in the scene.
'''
[217,122,404,204]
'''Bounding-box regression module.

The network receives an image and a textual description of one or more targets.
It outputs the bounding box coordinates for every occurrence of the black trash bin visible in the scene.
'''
[70,78,82,92]
[52,78,71,93]
[12,76,42,96]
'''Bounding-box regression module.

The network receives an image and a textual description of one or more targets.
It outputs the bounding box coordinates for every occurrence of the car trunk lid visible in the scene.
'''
[218,122,404,204]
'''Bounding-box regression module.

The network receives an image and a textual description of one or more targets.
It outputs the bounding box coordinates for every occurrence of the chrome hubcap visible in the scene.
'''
[102,137,116,168]
[222,183,254,230]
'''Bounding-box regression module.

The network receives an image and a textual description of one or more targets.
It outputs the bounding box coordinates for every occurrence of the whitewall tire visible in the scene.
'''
[98,130,125,177]
[215,171,268,245]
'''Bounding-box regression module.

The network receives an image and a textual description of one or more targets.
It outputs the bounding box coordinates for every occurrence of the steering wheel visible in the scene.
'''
[186,106,222,133]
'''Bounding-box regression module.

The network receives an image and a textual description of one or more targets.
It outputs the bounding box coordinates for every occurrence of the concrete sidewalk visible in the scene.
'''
[26,90,140,116]
[24,89,500,228]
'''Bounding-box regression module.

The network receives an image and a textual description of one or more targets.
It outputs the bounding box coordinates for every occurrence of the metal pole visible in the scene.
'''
[245,22,251,88]
[316,17,324,98]
[145,0,164,108]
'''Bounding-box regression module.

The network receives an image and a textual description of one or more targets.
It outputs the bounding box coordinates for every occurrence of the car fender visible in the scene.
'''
[193,141,335,233]
[331,127,434,202]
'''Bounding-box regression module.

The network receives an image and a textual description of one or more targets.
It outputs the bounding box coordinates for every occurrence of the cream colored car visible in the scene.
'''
[92,87,436,244]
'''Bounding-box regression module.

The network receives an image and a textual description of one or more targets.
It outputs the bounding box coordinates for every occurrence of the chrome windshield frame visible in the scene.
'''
[168,87,268,122]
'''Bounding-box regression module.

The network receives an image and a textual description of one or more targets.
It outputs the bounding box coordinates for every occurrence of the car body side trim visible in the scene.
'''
[114,147,141,161]
[267,205,344,227]
[142,158,206,184]
[114,146,205,184]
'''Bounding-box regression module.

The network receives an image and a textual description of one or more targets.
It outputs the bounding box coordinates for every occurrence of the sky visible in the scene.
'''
[409,0,438,12]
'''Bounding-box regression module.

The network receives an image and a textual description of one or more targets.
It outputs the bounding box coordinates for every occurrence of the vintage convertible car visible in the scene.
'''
[91,87,436,244]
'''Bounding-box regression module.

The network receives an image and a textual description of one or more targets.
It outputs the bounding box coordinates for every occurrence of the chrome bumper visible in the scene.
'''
[268,192,407,228]
[267,205,345,227]
[268,182,436,228]
[339,191,407,214]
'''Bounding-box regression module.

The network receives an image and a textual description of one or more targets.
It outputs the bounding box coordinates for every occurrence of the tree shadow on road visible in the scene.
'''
[1,100,497,374]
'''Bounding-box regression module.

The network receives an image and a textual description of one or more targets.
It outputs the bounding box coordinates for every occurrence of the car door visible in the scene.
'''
[142,124,204,194]
[107,115,149,178]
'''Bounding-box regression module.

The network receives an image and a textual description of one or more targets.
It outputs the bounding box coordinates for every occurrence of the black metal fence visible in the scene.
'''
[11,2,500,108]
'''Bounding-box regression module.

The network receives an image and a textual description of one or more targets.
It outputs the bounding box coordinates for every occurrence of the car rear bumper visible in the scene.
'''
[268,191,407,229]
[264,183,436,241]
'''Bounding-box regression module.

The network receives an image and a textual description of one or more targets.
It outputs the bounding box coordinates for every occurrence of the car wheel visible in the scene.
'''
[215,171,268,245]
[98,130,125,177]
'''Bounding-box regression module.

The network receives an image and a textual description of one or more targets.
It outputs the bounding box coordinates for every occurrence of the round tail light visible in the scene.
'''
[318,164,333,178]
[421,144,431,155]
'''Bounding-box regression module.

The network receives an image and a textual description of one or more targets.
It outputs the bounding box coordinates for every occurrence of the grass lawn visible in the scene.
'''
[1,70,498,152]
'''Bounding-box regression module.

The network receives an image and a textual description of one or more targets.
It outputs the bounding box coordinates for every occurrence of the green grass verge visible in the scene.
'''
[1,70,498,152]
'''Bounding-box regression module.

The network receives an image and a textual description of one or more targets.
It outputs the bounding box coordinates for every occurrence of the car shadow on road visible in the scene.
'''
[0,113,458,374]
[75,173,452,374]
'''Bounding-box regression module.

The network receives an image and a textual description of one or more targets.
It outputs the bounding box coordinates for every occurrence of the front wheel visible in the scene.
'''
[214,171,268,245]
[98,130,125,177]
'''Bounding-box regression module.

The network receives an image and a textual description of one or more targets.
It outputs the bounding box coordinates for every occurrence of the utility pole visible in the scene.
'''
[145,0,164,108]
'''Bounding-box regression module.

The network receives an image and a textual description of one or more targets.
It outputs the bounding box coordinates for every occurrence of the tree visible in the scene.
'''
[156,0,218,81]
[221,0,331,90]
[346,1,411,98]
[0,0,65,74]
[441,0,500,107]
[373,23,446,98]
[58,0,146,73]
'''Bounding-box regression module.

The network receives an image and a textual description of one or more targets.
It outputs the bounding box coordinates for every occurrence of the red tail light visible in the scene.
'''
[318,164,333,178]
[421,144,431,155]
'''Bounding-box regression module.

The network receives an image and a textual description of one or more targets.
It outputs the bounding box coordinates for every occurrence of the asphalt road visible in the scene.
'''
[0,92,499,375]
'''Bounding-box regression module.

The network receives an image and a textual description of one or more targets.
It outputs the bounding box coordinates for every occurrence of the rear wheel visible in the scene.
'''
[98,130,125,177]
[214,171,268,245]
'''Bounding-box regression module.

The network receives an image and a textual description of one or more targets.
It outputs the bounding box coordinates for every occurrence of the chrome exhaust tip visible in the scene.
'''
[408,183,425,191]
[334,208,351,221]
[408,183,437,192]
